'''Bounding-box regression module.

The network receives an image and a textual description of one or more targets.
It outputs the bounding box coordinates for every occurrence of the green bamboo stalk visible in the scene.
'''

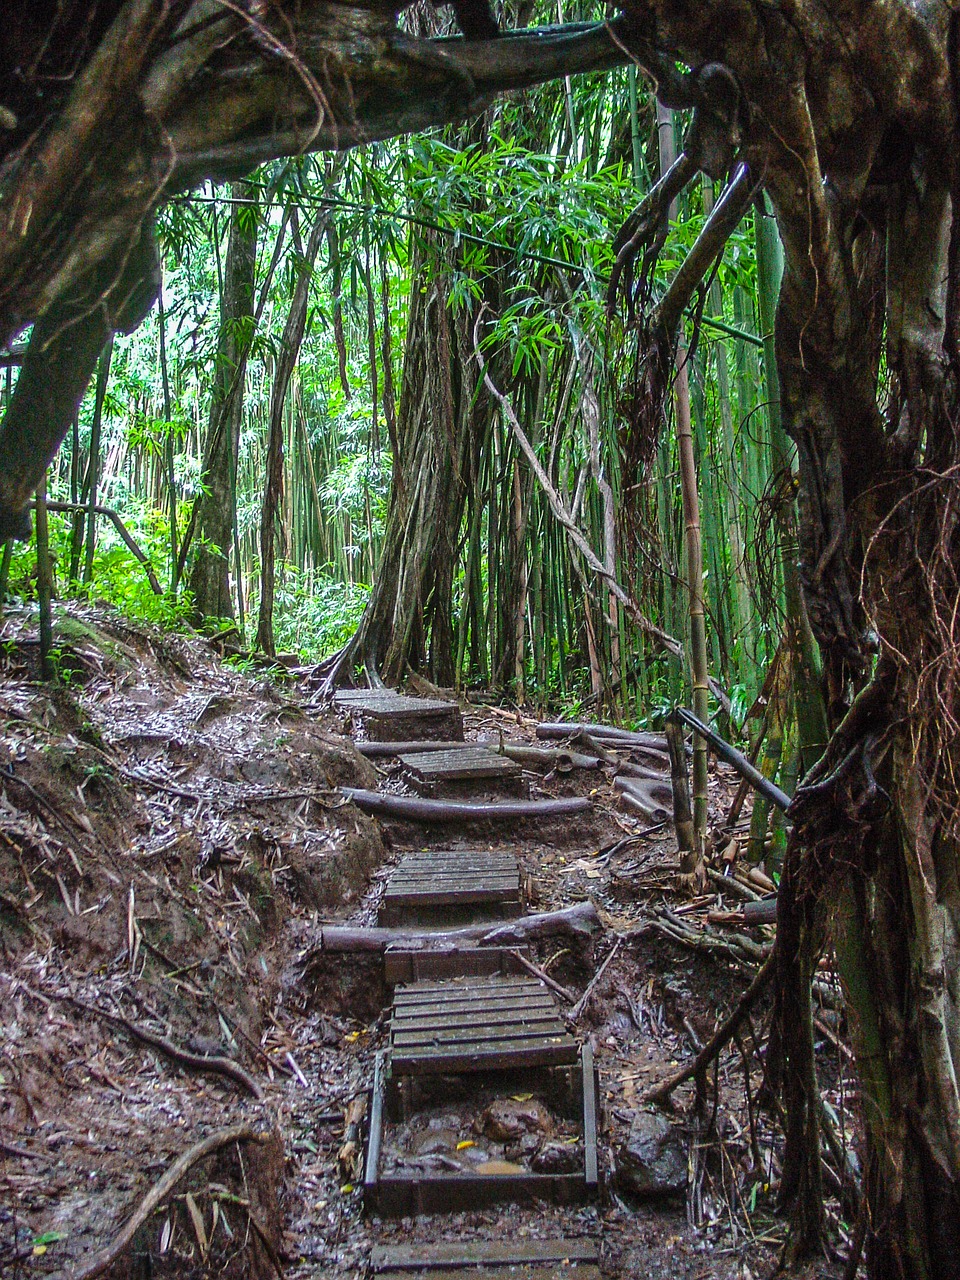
[35,475,55,681]
[83,336,114,586]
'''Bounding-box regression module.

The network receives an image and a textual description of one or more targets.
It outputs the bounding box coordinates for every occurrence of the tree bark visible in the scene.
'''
[327,226,498,687]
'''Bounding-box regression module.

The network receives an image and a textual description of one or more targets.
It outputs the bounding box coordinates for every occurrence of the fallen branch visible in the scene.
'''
[0,1138,47,1160]
[613,775,673,822]
[642,951,776,1104]
[69,997,264,1100]
[674,708,791,812]
[507,949,576,1003]
[569,730,668,780]
[340,787,590,822]
[537,723,672,752]
[571,938,622,1019]
[319,900,599,953]
[69,1124,266,1280]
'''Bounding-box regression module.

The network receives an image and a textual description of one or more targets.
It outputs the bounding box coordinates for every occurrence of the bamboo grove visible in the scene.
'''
[1,43,804,814]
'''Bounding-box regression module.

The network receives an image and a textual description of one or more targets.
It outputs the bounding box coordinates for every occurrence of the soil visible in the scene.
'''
[0,602,855,1279]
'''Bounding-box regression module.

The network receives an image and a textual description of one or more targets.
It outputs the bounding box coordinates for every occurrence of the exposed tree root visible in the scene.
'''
[68,1125,267,1280]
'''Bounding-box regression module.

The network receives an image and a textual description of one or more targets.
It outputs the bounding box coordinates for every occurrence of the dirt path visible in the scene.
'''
[0,604,848,1278]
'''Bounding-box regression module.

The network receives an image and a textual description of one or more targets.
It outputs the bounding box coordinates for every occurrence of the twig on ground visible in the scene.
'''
[571,938,622,1020]
[67,996,264,1100]
[507,949,576,1003]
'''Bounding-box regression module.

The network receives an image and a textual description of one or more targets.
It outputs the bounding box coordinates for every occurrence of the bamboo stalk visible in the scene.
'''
[674,344,710,872]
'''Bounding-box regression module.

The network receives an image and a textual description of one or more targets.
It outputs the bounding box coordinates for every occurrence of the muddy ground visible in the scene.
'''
[0,603,855,1278]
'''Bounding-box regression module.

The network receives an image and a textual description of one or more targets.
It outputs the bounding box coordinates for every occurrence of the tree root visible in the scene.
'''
[67,1125,266,1280]
[68,997,264,1100]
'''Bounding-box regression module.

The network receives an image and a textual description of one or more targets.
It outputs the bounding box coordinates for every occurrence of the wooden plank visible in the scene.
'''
[384,948,531,985]
[393,1002,561,1026]
[391,855,519,868]
[334,690,458,713]
[389,997,557,1023]
[368,1169,590,1216]
[389,857,520,872]
[393,977,542,1000]
[364,1050,387,1203]
[334,690,464,743]
[357,739,469,757]
[391,1018,568,1049]
[392,990,547,1010]
[376,1270,601,1280]
[391,1008,562,1035]
[371,1240,598,1269]
[385,890,521,909]
[581,1042,598,1189]
[390,1034,577,1073]
[392,991,554,1015]
[400,748,523,782]
[386,881,520,892]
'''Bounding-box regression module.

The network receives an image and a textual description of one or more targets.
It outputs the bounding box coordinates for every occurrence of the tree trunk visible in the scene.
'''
[328,227,497,687]
[189,182,258,624]
[256,204,331,655]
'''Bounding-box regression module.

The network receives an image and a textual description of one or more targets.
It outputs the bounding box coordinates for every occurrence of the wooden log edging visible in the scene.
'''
[339,787,591,822]
[319,900,600,953]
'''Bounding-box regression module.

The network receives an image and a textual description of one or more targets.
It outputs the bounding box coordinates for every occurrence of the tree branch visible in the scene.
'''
[473,307,684,659]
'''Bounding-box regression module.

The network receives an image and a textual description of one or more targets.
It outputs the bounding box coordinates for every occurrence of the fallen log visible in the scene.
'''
[480,739,603,771]
[537,723,673,753]
[319,900,600,953]
[573,730,668,779]
[743,898,778,925]
[340,787,591,822]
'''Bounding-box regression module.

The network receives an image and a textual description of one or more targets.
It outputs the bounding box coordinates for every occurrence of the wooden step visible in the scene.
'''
[334,689,464,743]
[383,946,532,986]
[379,849,522,925]
[389,976,577,1074]
[364,1040,599,1215]
[370,1239,601,1279]
[399,747,525,799]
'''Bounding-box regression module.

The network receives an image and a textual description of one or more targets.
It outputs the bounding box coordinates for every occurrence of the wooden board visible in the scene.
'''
[399,747,525,799]
[379,850,522,925]
[371,1239,600,1278]
[333,689,463,743]
[383,946,530,986]
[389,976,577,1074]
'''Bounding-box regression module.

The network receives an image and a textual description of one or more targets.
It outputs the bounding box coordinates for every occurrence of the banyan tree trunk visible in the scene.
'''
[329,228,498,687]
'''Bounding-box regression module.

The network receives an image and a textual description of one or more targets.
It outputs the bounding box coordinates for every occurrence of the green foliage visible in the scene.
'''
[271,569,371,657]
[17,53,784,726]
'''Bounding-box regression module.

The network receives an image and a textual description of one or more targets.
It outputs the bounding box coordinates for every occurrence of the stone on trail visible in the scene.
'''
[615,1110,687,1199]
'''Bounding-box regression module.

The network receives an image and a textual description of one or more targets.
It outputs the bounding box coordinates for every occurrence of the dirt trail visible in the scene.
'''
[0,603,846,1278]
